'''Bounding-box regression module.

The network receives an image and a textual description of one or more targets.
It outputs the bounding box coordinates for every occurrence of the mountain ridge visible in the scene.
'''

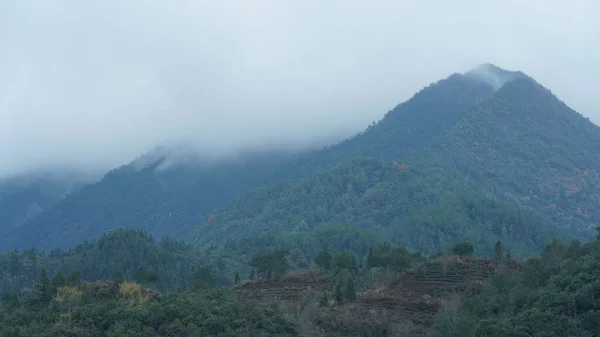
[2,63,598,252]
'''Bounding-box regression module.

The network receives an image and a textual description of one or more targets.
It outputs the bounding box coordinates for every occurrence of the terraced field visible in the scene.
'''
[234,255,521,336]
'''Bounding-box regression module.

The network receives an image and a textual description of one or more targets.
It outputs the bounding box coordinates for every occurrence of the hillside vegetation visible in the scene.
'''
[2,64,599,264]
[4,232,600,336]
[194,157,561,257]
[0,65,525,252]
[0,172,94,236]
[0,229,217,295]
[435,78,600,236]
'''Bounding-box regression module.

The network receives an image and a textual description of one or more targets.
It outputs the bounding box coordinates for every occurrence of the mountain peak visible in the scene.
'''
[464,63,529,91]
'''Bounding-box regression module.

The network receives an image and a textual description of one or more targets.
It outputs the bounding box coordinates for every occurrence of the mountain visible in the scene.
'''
[0,170,97,236]
[433,76,600,235]
[0,149,303,251]
[192,157,560,257]
[3,63,599,252]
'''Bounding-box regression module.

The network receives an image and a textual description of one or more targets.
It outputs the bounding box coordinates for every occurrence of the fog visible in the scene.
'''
[1,0,599,177]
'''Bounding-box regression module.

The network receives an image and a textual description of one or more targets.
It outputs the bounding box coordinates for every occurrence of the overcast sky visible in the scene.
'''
[1,0,599,177]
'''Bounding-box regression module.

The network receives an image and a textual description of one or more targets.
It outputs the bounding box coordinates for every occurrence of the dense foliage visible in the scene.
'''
[4,64,598,255]
[431,233,600,337]
[0,282,298,337]
[0,229,218,295]
[194,157,562,257]
[0,65,526,252]
[3,229,600,336]
[437,78,600,237]
[0,172,93,238]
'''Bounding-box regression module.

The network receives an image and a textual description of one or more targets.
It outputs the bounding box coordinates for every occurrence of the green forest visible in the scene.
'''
[2,65,600,336]
[7,64,600,253]
[194,157,561,257]
[2,229,600,336]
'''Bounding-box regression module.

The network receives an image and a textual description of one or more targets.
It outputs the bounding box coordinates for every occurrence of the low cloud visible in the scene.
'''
[1,0,599,177]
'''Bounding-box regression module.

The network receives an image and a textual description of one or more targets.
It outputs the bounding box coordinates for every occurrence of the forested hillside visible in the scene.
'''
[435,78,600,236]
[193,157,560,257]
[429,231,600,337]
[0,229,217,294]
[3,230,599,336]
[2,64,599,253]
[0,151,301,252]
[0,171,95,237]
[0,65,504,252]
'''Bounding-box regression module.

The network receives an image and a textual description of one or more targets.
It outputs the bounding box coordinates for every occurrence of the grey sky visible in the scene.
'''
[1,0,599,177]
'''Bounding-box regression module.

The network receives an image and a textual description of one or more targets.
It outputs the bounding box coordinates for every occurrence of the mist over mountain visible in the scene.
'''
[2,1,599,178]
[0,169,100,236]
[3,2,600,336]
[2,64,597,254]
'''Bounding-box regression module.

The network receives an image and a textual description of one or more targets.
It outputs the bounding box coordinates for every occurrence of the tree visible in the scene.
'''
[132,266,158,286]
[290,249,308,269]
[315,250,332,270]
[36,266,52,305]
[1,291,20,310]
[9,249,20,275]
[452,242,474,256]
[319,292,329,307]
[251,250,289,279]
[51,271,66,293]
[494,240,504,260]
[67,268,81,286]
[344,279,357,301]
[192,268,217,290]
[367,247,375,268]
[333,251,358,271]
[334,282,343,303]
[249,269,256,280]
[234,272,240,284]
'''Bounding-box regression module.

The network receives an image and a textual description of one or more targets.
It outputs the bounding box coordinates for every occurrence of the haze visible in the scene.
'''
[1,0,599,177]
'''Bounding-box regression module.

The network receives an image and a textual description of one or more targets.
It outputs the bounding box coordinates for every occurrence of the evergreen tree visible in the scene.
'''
[314,249,332,270]
[344,278,357,301]
[51,271,66,293]
[1,291,20,310]
[319,291,329,307]
[67,268,81,286]
[36,266,52,305]
[249,269,256,280]
[250,250,289,279]
[334,251,358,271]
[334,282,343,303]
[452,242,475,256]
[234,271,240,284]
[9,249,20,275]
[192,268,217,290]
[366,247,374,268]
[494,240,504,260]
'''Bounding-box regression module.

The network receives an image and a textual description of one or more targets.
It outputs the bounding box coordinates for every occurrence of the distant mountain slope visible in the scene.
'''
[2,68,498,252]
[0,151,305,252]
[294,67,501,168]
[192,157,561,257]
[0,171,96,234]
[5,63,599,252]
[432,76,600,235]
